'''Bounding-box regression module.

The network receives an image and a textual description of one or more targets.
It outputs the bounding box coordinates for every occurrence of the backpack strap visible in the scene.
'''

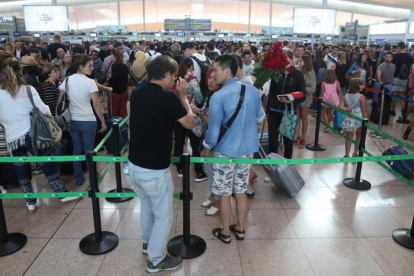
[216,84,246,145]
[26,86,38,155]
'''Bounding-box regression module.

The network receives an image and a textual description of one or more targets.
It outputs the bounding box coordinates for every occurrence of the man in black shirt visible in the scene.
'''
[127,55,194,273]
[47,34,67,61]
[391,42,414,116]
[98,41,111,62]
[32,38,49,62]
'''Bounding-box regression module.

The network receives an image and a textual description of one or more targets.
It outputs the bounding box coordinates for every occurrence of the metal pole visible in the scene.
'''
[0,193,27,257]
[182,153,191,244]
[79,152,119,255]
[186,16,190,42]
[117,0,121,26]
[378,87,385,131]
[248,1,251,34]
[106,123,133,202]
[306,97,326,151]
[143,0,146,32]
[167,153,206,259]
[343,118,371,190]
[269,1,273,32]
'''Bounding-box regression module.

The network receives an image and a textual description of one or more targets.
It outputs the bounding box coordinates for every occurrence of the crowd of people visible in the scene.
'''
[1,34,414,273]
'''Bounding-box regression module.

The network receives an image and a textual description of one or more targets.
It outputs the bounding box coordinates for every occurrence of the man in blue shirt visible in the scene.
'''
[201,54,265,243]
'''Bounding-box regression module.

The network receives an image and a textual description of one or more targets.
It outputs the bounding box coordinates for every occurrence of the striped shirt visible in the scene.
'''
[42,81,60,117]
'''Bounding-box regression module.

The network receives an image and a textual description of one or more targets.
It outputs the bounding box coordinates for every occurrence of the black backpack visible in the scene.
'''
[190,56,212,99]
[398,63,410,80]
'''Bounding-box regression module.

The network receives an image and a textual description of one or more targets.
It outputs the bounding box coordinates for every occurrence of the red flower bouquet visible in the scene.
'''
[252,41,294,89]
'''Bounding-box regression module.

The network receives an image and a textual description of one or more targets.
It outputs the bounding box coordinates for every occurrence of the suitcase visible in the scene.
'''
[105,116,129,154]
[254,132,269,159]
[370,101,391,125]
[333,110,344,130]
[258,145,305,198]
[57,131,87,175]
[382,146,414,179]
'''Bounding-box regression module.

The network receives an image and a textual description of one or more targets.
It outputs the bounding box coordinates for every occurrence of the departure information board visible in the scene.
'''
[164,19,211,31]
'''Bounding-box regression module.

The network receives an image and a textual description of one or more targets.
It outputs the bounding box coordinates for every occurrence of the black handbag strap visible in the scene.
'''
[216,84,246,145]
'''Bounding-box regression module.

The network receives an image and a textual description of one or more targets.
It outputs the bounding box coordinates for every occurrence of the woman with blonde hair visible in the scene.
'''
[339,78,369,157]
[0,51,82,213]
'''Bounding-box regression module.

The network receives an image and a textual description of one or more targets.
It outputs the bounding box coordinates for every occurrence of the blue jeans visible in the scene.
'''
[12,134,66,205]
[70,121,97,184]
[126,163,174,266]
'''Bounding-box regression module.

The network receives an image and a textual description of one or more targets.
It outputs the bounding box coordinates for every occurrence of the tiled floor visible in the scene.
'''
[1,107,414,276]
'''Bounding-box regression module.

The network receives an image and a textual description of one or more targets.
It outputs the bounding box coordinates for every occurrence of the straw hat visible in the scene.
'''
[131,51,148,83]
[21,56,37,66]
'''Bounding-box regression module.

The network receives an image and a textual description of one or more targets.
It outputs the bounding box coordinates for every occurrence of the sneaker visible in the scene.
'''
[195,172,208,182]
[390,110,396,116]
[246,190,255,199]
[298,139,305,148]
[146,255,183,273]
[0,185,7,194]
[205,206,219,216]
[264,176,271,183]
[60,196,83,205]
[177,170,183,178]
[201,199,213,208]
[27,203,37,214]
[323,127,330,133]
[311,111,317,117]
[142,243,148,255]
[292,139,299,144]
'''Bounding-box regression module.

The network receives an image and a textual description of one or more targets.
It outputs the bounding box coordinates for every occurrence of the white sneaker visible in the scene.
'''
[201,199,213,208]
[264,176,271,183]
[0,185,7,193]
[60,196,83,205]
[204,206,219,216]
[27,203,37,214]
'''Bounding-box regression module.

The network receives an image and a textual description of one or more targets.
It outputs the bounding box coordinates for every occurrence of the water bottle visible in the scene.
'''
[123,161,129,175]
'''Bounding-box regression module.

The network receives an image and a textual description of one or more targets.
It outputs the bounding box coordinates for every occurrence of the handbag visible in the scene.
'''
[346,70,361,81]
[278,102,297,140]
[191,115,204,137]
[55,76,71,130]
[341,94,362,133]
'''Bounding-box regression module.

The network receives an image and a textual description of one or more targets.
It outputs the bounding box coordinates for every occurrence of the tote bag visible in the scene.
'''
[278,102,297,140]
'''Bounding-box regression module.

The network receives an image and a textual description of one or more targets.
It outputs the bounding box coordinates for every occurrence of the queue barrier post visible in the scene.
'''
[343,118,371,190]
[106,123,133,203]
[393,214,414,250]
[306,97,326,151]
[370,86,386,139]
[168,153,206,259]
[79,151,119,255]
[0,191,27,257]
[396,84,410,124]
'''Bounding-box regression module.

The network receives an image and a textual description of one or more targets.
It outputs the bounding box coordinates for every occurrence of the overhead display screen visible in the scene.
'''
[23,5,69,32]
[293,8,337,35]
[370,22,406,35]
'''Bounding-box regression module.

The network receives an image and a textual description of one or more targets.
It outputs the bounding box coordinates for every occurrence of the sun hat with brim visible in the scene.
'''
[131,51,148,83]
[21,56,37,66]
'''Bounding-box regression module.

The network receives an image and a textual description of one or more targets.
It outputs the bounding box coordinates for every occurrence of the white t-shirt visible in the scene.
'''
[243,61,255,75]
[0,86,51,143]
[15,50,21,60]
[145,50,161,60]
[324,54,337,70]
[59,74,98,122]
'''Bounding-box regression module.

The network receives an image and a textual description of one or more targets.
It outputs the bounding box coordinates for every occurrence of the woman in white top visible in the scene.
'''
[0,51,82,214]
[59,54,107,185]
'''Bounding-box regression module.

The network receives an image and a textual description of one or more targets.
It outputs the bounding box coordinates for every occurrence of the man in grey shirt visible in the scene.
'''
[376,52,395,87]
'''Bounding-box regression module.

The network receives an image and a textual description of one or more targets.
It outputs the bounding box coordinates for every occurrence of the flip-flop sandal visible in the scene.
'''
[212,228,231,244]
[230,225,245,241]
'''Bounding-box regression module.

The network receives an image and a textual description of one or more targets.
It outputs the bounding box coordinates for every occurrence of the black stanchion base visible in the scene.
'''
[396,119,410,124]
[79,231,119,255]
[306,143,326,151]
[343,178,371,190]
[106,188,134,203]
[168,235,206,259]
[0,233,27,257]
[393,228,414,250]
